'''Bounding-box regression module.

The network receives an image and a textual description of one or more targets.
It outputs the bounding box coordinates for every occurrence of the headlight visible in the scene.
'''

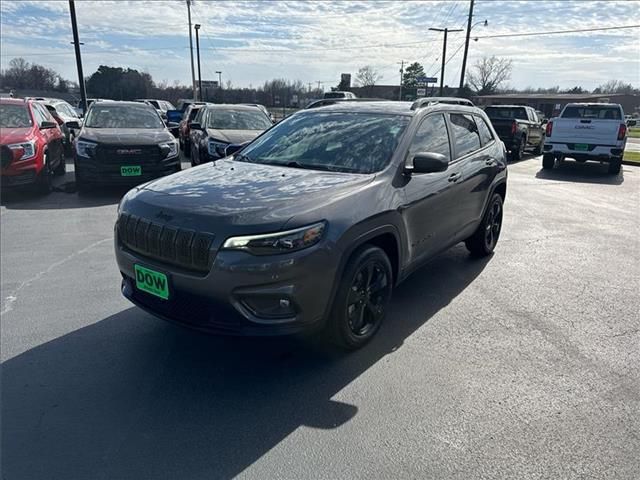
[222,222,326,255]
[76,139,97,157]
[208,139,229,157]
[160,140,178,158]
[8,141,36,160]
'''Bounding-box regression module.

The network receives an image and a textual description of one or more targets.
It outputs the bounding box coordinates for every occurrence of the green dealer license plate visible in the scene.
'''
[574,143,589,151]
[134,265,169,300]
[121,165,142,176]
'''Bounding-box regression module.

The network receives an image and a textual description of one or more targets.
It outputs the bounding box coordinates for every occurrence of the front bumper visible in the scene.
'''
[115,232,339,336]
[1,150,45,187]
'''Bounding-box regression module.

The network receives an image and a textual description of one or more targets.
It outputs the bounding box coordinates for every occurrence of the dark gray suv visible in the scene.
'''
[115,100,507,349]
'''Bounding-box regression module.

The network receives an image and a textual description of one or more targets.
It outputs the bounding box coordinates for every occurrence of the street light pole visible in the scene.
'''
[194,24,202,101]
[68,0,87,114]
[186,0,196,100]
[430,26,463,96]
[398,60,405,101]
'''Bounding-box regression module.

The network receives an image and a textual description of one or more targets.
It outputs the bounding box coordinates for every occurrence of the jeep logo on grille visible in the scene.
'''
[117,148,142,154]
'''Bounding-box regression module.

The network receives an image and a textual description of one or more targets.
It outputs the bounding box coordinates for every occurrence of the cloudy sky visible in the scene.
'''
[1,0,639,91]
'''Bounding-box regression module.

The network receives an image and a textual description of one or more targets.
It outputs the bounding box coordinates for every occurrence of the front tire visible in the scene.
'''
[190,145,199,167]
[183,138,191,158]
[533,136,544,155]
[53,149,66,176]
[542,153,555,170]
[328,246,393,350]
[36,155,53,194]
[510,137,525,161]
[465,193,504,257]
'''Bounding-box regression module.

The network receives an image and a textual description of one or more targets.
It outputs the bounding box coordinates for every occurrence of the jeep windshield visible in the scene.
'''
[235,112,409,174]
[0,104,33,128]
[84,105,164,129]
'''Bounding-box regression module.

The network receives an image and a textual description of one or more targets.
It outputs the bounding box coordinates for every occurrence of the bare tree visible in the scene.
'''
[355,65,381,87]
[593,80,639,94]
[466,56,513,95]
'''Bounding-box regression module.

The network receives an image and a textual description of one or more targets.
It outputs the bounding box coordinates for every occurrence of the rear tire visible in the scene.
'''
[465,193,504,257]
[542,153,555,170]
[327,245,393,350]
[608,158,622,175]
[190,145,199,166]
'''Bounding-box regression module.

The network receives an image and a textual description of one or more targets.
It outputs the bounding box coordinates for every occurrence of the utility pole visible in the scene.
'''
[68,0,87,114]
[317,81,322,91]
[459,0,474,93]
[186,0,196,100]
[308,82,312,93]
[429,26,463,96]
[398,60,405,100]
[194,24,202,101]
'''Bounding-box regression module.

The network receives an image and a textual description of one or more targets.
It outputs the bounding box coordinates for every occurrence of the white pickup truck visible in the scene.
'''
[542,103,631,174]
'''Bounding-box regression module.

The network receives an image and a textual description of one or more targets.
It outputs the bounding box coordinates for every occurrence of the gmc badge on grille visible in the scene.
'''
[117,148,142,154]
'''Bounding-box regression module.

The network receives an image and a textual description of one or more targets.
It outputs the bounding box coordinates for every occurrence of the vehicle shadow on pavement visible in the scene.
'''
[535,160,625,185]
[1,246,489,480]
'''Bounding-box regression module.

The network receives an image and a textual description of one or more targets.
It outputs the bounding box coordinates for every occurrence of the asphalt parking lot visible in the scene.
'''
[1,155,639,480]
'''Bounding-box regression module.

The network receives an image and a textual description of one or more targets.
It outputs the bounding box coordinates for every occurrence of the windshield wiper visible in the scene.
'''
[234,153,254,163]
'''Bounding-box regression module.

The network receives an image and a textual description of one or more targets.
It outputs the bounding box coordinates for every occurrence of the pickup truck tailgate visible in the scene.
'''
[551,119,620,144]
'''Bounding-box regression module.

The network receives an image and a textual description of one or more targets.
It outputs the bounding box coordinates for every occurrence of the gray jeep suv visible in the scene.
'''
[115,99,507,349]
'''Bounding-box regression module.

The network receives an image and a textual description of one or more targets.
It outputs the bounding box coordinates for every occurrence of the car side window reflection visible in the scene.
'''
[449,113,481,158]
[408,113,451,162]
[475,116,494,146]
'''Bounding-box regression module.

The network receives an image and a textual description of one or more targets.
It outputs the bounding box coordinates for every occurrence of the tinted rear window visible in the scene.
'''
[0,104,32,128]
[484,107,528,120]
[323,92,348,99]
[561,106,621,120]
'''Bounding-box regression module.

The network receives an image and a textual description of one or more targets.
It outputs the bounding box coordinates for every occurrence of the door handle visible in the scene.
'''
[448,172,461,182]
[485,158,497,166]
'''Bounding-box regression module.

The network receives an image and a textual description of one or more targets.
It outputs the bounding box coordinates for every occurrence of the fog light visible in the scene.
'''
[241,295,296,319]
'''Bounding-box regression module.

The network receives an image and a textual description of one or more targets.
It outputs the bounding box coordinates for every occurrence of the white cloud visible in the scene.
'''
[0,0,638,90]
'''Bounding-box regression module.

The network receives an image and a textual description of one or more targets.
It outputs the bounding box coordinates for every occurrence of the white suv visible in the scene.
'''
[543,103,628,174]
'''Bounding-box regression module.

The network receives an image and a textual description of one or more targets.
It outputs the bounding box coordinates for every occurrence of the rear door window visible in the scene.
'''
[561,106,621,120]
[449,113,481,158]
[475,116,494,146]
[408,113,451,162]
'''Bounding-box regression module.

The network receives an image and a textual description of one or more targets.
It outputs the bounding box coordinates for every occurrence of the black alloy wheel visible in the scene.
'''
[465,193,504,257]
[329,245,393,350]
[483,198,503,252]
[346,261,391,337]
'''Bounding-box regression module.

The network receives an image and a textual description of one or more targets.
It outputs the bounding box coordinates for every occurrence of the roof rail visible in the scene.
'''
[305,98,387,109]
[410,97,474,110]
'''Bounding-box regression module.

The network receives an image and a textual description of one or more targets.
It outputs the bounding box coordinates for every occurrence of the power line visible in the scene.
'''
[474,24,640,40]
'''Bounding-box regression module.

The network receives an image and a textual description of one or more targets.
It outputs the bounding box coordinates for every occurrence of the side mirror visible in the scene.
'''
[189,122,203,131]
[628,119,637,127]
[225,142,250,156]
[40,121,58,130]
[541,119,548,125]
[66,120,82,130]
[406,152,449,174]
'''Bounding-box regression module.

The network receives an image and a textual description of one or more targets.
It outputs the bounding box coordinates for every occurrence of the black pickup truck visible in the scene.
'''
[484,105,546,160]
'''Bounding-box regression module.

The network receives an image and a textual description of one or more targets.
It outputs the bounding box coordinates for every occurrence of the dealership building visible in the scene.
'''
[473,93,640,118]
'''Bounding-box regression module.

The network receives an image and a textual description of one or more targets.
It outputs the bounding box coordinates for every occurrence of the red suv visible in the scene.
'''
[0,98,66,192]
